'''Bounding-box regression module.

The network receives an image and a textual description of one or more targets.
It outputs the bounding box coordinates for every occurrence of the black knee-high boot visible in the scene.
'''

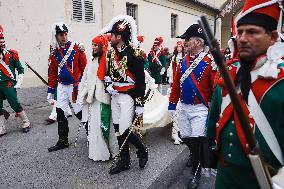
[182,137,193,167]
[48,108,69,152]
[127,129,148,168]
[187,137,202,189]
[190,137,202,174]
[109,127,131,175]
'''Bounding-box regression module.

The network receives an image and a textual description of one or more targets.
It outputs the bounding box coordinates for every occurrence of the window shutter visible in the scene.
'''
[72,0,83,21]
[84,0,95,23]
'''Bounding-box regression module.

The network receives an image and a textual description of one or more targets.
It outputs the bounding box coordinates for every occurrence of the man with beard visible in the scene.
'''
[101,15,148,175]
[0,24,30,136]
[207,0,284,188]
[168,24,217,188]
[47,22,87,152]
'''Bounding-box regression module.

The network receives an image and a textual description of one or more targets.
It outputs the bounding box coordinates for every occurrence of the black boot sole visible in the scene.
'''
[45,119,56,125]
[0,133,7,137]
[188,181,199,189]
[22,127,30,133]
[109,165,130,175]
[139,158,148,169]
[48,144,69,152]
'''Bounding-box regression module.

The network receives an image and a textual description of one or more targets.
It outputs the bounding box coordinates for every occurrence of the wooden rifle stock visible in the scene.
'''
[198,15,273,189]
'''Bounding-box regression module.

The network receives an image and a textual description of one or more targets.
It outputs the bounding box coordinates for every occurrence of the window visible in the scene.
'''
[171,14,178,38]
[126,3,138,22]
[72,0,95,23]
[281,13,284,34]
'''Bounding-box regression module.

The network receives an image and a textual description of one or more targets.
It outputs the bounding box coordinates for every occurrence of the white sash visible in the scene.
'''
[58,42,76,69]
[220,66,284,165]
[152,50,162,67]
[248,90,284,165]
[0,54,16,81]
[180,52,207,85]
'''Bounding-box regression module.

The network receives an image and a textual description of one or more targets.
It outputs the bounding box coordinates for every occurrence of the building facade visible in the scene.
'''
[0,0,224,87]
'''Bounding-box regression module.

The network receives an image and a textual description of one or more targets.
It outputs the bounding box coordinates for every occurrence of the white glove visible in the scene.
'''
[76,96,84,106]
[106,84,118,96]
[78,43,85,51]
[104,76,112,83]
[160,67,165,75]
[47,93,54,104]
[168,110,175,119]
[135,106,144,116]
[77,88,87,105]
[14,74,24,89]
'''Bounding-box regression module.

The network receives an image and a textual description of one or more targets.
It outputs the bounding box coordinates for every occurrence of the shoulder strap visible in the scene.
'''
[180,52,207,85]
[248,90,284,165]
[189,72,209,108]
[0,58,16,81]
[58,42,76,69]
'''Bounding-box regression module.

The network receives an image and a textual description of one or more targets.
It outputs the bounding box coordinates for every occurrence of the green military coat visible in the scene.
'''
[207,61,284,189]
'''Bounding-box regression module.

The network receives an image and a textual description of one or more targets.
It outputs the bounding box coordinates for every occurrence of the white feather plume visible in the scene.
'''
[51,22,71,49]
[100,15,139,48]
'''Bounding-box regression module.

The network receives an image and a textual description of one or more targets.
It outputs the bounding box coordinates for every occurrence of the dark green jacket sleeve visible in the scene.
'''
[207,85,222,138]
[160,54,166,68]
[10,50,24,75]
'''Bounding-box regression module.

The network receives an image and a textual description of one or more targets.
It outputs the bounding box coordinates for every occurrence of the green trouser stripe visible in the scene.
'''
[0,81,22,113]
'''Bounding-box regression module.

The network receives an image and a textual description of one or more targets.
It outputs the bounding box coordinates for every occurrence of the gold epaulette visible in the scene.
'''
[134,48,145,59]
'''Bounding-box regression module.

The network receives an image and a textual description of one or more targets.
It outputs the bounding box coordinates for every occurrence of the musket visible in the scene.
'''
[25,62,48,86]
[198,15,275,189]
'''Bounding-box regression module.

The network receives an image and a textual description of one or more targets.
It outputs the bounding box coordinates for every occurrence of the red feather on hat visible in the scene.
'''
[137,35,144,43]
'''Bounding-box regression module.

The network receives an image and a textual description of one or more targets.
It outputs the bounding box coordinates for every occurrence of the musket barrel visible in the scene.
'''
[198,15,273,188]
[25,62,48,86]
[198,16,256,151]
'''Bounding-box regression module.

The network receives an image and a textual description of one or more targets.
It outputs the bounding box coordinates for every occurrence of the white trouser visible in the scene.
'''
[111,93,134,135]
[57,83,82,117]
[179,103,208,138]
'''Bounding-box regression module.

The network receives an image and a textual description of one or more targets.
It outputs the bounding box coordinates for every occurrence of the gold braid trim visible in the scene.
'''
[109,48,128,81]
[134,48,145,59]
[135,97,145,107]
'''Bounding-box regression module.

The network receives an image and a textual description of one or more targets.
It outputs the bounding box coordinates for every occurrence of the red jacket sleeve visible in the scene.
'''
[47,56,58,94]
[168,64,181,110]
[78,49,87,74]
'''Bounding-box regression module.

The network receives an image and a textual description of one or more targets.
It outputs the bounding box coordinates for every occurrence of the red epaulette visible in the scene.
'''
[9,49,19,61]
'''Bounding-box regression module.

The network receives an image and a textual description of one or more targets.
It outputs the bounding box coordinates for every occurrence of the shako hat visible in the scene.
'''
[237,0,283,31]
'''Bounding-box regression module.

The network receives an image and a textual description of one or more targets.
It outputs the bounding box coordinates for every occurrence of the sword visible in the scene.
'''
[110,115,143,168]
[74,103,92,147]
[25,62,48,86]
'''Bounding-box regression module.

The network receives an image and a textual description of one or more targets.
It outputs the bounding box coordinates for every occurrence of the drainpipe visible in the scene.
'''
[214,14,221,36]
